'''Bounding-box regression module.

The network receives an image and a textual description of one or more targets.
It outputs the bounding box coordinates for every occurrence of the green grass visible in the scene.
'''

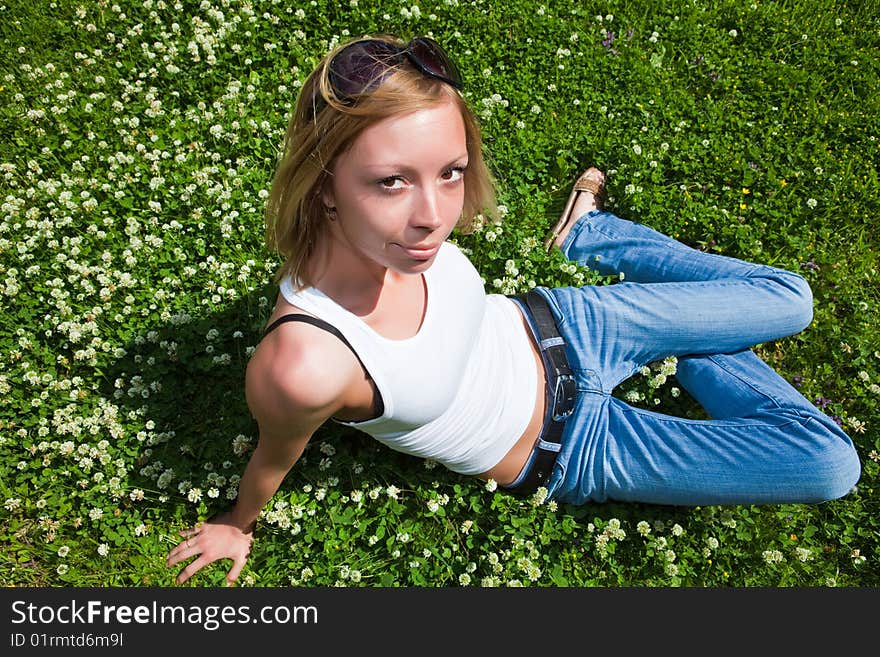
[1,0,878,587]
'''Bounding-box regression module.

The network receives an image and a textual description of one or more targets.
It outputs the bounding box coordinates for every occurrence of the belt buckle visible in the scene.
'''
[551,372,576,421]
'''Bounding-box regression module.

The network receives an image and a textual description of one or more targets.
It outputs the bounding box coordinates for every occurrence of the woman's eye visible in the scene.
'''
[379,176,405,190]
[443,167,465,182]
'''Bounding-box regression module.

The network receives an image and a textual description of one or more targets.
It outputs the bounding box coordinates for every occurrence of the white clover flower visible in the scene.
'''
[671,523,684,537]
[624,389,642,403]
[232,434,252,455]
[604,520,626,541]
[795,547,813,562]
[636,520,651,536]
[847,417,866,434]
[187,487,202,503]
[57,545,70,557]
[97,543,109,557]
[485,478,498,492]
[762,549,784,564]
[729,29,738,37]
[530,486,548,506]
[806,198,818,209]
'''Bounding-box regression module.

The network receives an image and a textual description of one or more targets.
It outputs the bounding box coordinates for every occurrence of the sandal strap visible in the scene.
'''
[572,175,604,196]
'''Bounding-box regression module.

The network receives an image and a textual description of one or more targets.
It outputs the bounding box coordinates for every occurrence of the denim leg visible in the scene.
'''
[555,210,816,381]
[561,210,801,287]
[595,351,860,505]
[540,211,860,505]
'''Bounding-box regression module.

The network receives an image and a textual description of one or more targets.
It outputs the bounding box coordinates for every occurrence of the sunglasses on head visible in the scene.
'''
[311,36,463,118]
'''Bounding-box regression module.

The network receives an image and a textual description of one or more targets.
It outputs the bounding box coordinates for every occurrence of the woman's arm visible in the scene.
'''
[166,327,362,585]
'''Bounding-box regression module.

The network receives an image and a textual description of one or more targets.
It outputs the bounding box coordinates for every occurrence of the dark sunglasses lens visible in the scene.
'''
[329,40,399,98]
[409,38,462,88]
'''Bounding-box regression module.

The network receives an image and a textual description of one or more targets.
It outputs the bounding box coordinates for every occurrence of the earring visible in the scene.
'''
[326,206,337,221]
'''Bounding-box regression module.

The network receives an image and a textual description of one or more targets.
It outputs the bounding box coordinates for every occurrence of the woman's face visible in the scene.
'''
[322,99,468,276]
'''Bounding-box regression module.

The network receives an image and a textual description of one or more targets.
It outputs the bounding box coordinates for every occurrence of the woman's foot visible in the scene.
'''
[544,167,606,252]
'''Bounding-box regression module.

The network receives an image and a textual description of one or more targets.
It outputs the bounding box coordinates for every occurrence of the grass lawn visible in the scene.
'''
[1,0,878,587]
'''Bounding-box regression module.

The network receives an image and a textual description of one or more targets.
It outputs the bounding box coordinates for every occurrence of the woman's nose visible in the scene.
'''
[411,188,444,230]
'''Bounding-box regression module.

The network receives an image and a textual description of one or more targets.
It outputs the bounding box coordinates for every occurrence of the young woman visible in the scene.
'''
[166,34,860,585]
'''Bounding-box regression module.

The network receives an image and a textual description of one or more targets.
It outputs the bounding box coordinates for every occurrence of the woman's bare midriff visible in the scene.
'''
[477,305,547,486]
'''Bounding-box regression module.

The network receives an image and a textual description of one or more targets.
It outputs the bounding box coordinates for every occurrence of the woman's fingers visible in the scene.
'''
[166,525,253,586]
[175,555,211,585]
[167,534,210,584]
[166,536,202,567]
[178,525,202,539]
[166,522,252,585]
[225,555,247,586]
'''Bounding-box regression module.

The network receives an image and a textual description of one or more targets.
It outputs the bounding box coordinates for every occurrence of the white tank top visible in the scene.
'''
[279,241,537,475]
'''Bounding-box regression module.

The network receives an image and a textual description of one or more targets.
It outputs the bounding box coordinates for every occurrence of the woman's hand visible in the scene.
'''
[166,512,255,586]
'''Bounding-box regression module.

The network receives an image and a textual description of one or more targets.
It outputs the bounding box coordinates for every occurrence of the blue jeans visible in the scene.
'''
[531,210,860,506]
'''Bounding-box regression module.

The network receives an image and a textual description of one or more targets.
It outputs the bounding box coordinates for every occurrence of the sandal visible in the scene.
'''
[543,167,606,252]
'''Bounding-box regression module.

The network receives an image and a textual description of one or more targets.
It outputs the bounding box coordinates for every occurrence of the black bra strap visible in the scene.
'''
[262,313,384,419]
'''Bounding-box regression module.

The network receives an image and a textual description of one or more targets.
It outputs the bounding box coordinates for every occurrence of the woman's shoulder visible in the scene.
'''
[246,311,363,419]
[435,239,481,279]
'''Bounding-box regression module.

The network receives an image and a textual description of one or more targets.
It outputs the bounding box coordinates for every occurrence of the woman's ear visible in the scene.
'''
[320,181,337,221]
[320,173,336,212]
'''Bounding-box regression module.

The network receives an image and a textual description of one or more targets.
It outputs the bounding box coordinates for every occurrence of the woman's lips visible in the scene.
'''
[397,243,440,260]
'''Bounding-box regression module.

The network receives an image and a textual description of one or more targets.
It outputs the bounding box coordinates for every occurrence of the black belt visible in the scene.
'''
[508,290,578,495]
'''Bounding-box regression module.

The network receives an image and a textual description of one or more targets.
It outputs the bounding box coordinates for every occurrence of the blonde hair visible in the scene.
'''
[265,34,497,289]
